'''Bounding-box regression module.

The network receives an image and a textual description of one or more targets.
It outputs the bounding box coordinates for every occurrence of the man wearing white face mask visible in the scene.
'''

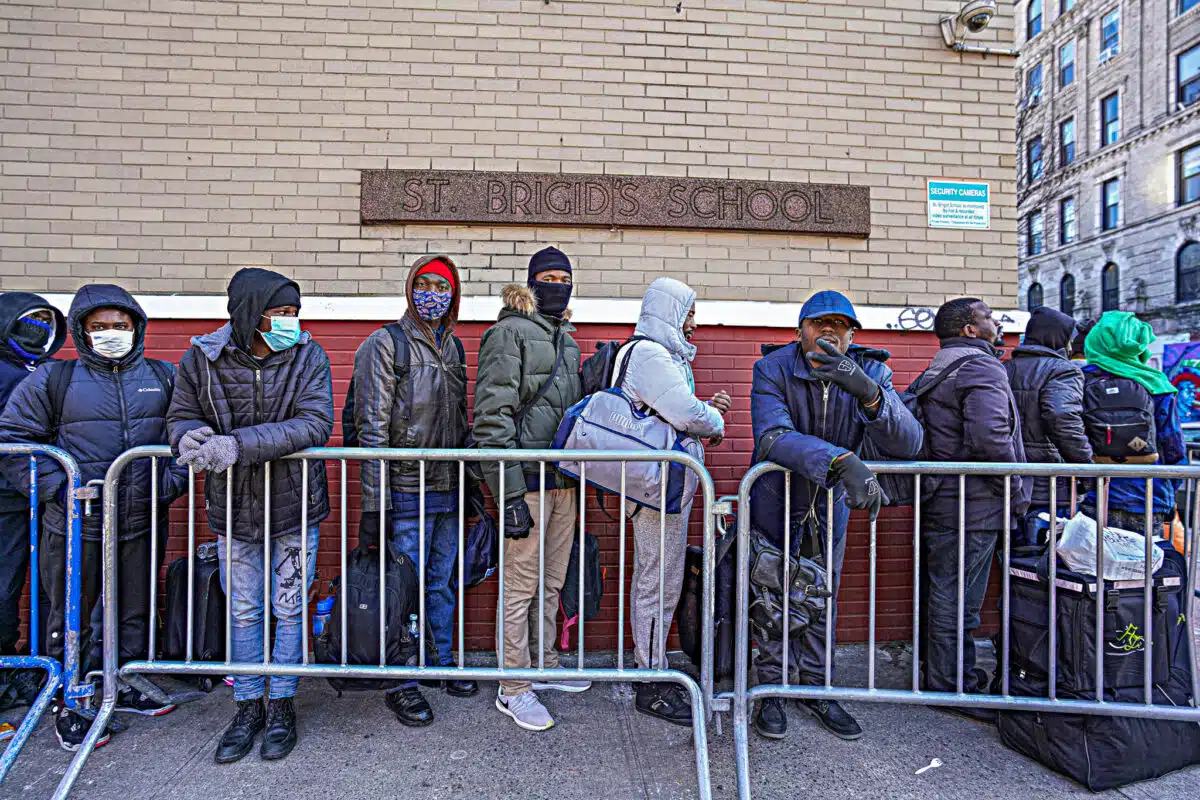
[0,284,189,750]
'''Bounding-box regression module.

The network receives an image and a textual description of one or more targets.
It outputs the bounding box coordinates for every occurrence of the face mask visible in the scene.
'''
[9,311,55,363]
[531,281,572,319]
[259,316,301,352]
[89,329,134,360]
[413,290,453,322]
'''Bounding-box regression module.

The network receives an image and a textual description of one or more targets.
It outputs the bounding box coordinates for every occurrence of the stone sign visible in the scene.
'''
[360,170,870,237]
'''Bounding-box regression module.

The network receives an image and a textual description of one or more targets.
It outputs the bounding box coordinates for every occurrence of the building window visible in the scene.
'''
[1102,177,1120,230]
[1183,0,1199,15]
[1180,143,1200,205]
[1027,137,1044,181]
[1063,0,1076,12]
[1101,93,1119,146]
[1099,8,1120,62]
[1027,63,1044,105]
[1028,0,1044,39]
[1060,196,1077,244]
[1178,242,1200,302]
[1028,210,1045,256]
[1179,44,1200,107]
[1060,41,1076,86]
[1028,282,1044,310]
[1060,118,1076,165]
[1060,273,1076,316]
[1101,263,1120,311]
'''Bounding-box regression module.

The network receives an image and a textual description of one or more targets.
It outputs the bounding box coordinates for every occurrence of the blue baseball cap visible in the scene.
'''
[798,290,861,329]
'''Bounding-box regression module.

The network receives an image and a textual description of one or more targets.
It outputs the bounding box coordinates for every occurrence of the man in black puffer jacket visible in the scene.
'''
[1005,307,1092,544]
[0,284,188,750]
[167,268,333,765]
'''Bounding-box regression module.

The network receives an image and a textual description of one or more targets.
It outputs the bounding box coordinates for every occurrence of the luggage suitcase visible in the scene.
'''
[162,543,226,691]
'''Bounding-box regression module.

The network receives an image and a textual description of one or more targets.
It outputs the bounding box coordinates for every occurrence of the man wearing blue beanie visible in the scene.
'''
[747,289,922,741]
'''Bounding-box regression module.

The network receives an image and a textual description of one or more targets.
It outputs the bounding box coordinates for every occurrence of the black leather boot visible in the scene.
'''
[260,697,298,760]
[385,686,434,727]
[214,699,266,764]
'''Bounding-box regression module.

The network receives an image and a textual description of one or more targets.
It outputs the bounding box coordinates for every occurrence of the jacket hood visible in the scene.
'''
[1024,306,1075,353]
[634,277,697,363]
[404,254,462,339]
[923,336,997,383]
[191,322,312,362]
[226,268,302,354]
[68,284,148,371]
[0,291,66,366]
[1011,343,1068,361]
[499,284,573,323]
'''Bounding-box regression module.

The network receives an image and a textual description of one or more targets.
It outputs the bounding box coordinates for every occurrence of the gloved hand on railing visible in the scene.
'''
[180,433,241,474]
[829,452,888,519]
[177,426,215,463]
[806,339,881,407]
[503,497,533,540]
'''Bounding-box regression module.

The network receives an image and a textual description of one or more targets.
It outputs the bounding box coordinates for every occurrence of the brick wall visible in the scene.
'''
[0,0,1018,307]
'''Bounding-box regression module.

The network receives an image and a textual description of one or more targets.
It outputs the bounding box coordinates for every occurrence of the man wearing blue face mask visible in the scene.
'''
[350,255,474,727]
[167,268,334,764]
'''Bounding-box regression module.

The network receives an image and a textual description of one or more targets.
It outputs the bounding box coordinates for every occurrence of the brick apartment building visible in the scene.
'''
[1015,0,1200,334]
[0,0,1022,649]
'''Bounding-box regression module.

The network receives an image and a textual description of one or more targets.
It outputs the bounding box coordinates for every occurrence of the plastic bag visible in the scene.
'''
[1057,512,1164,580]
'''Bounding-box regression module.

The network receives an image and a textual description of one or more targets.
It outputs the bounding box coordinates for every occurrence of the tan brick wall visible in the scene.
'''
[0,0,1018,307]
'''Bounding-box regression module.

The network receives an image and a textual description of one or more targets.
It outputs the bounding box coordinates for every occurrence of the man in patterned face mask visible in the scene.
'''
[350,254,475,727]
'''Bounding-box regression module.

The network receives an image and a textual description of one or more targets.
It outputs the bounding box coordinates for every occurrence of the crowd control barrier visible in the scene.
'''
[55,446,719,800]
[0,445,86,784]
[726,461,1200,800]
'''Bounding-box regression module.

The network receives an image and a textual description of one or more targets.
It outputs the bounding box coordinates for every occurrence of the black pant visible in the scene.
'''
[0,506,50,656]
[41,529,164,676]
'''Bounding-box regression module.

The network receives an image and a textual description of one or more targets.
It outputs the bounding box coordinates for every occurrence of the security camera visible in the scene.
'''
[941,0,998,48]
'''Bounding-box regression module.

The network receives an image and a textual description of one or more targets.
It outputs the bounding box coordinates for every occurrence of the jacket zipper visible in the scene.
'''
[255,367,263,536]
[804,381,832,529]
[114,365,131,531]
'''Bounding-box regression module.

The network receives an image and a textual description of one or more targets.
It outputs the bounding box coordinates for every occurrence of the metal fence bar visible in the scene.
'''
[148,458,157,662]
[186,466,196,664]
[1001,474,1011,697]
[1095,476,1107,706]
[955,474,965,695]
[579,461,587,671]
[617,463,626,672]
[1143,478,1153,705]
[1048,477,1058,701]
[911,474,920,693]
[781,472,790,688]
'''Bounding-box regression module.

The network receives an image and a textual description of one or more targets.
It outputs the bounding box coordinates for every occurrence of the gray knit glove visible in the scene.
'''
[190,434,241,474]
[177,426,215,469]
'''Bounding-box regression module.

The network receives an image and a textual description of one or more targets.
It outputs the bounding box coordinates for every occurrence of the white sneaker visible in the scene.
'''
[532,670,592,693]
[496,689,555,731]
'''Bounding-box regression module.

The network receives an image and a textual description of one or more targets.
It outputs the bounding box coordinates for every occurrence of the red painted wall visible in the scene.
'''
[21,317,1010,655]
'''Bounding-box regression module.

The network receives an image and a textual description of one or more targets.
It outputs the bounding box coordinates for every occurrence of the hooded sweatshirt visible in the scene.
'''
[167,268,334,543]
[614,278,723,440]
[352,255,469,513]
[0,285,188,540]
[0,292,66,510]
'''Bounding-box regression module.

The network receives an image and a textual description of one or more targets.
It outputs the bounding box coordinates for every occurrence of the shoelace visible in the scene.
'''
[233,701,262,727]
[266,698,295,725]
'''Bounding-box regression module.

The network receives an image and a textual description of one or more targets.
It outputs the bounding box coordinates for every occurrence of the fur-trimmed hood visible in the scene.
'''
[500,284,572,322]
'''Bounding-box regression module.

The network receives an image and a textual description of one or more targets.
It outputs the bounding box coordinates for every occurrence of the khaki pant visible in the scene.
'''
[497,488,577,694]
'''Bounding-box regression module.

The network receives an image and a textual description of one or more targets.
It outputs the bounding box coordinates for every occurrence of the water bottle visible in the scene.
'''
[408,613,419,639]
[312,595,336,637]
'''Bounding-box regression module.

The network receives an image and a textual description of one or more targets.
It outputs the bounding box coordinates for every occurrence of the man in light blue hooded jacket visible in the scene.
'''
[612,277,729,726]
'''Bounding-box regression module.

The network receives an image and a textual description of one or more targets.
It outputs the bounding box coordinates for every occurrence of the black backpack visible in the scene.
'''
[162,542,225,691]
[1082,371,1157,463]
[558,530,603,649]
[46,357,174,436]
[578,335,650,397]
[342,323,465,447]
[312,541,422,693]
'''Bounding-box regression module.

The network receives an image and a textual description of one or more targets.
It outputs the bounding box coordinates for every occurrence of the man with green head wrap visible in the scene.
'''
[1079,311,1184,532]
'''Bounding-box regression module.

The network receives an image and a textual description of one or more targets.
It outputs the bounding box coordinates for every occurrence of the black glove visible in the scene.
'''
[806,339,881,406]
[503,497,533,540]
[829,453,888,518]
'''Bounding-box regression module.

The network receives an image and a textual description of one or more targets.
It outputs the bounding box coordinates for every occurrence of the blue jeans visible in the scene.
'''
[919,525,997,694]
[218,527,318,702]
[390,511,458,687]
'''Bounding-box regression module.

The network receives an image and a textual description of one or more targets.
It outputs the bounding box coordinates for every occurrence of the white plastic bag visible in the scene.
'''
[1057,512,1163,580]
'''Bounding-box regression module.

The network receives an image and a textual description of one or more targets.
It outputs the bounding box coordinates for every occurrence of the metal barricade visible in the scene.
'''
[56,446,718,800]
[727,461,1200,800]
[0,444,86,783]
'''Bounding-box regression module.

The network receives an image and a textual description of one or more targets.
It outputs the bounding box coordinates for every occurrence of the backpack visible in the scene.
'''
[342,323,465,447]
[312,542,423,693]
[162,541,225,691]
[1082,371,1158,464]
[558,530,604,649]
[46,357,174,436]
[449,488,499,591]
[858,352,988,507]
[578,335,651,397]
[677,517,739,679]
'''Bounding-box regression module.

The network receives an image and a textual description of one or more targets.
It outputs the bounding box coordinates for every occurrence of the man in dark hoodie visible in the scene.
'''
[0,293,65,660]
[167,268,333,764]
[352,254,475,726]
[918,298,1027,709]
[0,284,187,751]
[473,246,587,733]
[1005,307,1092,544]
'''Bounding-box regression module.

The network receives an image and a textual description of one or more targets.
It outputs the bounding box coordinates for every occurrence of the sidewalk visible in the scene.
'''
[4,636,1198,800]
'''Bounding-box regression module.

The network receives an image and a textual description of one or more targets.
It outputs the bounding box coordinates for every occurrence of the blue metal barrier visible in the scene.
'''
[0,445,85,784]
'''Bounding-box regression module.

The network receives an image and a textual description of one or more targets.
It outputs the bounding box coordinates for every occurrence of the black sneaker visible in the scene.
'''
[260,697,298,761]
[800,699,863,740]
[55,709,112,752]
[214,699,266,764]
[385,686,434,727]
[634,682,693,727]
[753,697,787,739]
[445,677,479,698]
[116,688,177,716]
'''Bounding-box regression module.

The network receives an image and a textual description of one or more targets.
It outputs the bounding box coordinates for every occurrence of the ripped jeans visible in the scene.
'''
[218,527,319,702]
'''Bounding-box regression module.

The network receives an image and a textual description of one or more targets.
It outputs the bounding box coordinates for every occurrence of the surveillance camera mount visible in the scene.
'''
[939,7,1019,56]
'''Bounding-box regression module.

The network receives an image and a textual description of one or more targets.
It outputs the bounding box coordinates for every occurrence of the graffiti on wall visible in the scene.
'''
[1163,341,1200,425]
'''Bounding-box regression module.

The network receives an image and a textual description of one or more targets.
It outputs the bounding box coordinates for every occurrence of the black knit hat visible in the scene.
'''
[527,246,572,284]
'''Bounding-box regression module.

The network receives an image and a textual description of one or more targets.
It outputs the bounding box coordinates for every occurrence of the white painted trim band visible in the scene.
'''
[40,294,1030,333]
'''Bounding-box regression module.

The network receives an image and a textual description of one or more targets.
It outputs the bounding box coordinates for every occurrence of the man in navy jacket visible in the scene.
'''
[749,290,922,741]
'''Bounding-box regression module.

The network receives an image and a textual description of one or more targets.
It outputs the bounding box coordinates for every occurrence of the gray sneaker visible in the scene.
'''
[532,670,592,693]
[496,689,555,732]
